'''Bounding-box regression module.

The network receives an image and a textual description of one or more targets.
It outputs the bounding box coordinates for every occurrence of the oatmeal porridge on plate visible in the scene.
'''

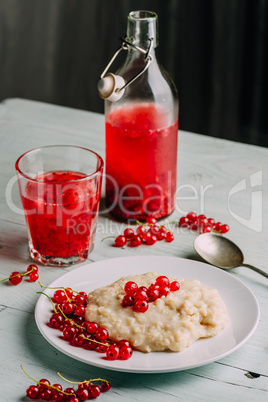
[85,271,229,353]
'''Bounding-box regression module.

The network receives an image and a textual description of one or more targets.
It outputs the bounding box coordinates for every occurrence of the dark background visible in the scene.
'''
[0,0,267,146]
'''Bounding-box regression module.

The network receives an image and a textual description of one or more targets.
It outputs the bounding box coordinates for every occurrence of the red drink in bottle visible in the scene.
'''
[106,103,178,221]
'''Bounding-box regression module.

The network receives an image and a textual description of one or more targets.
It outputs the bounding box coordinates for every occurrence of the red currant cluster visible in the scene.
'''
[122,276,180,313]
[0,264,39,285]
[179,212,229,234]
[42,285,133,361]
[23,366,111,401]
[114,217,174,248]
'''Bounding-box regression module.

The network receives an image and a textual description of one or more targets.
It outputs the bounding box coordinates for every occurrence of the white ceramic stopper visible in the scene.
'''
[97,73,125,101]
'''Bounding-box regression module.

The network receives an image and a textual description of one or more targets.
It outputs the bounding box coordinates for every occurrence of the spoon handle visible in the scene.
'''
[242,263,268,279]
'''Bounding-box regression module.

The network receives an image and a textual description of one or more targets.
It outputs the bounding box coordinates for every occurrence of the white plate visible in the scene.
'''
[35,256,260,373]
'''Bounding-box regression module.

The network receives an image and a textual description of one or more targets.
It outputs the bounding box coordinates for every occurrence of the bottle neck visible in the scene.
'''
[126,10,158,51]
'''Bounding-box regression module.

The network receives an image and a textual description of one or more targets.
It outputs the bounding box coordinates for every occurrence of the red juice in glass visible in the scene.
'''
[21,170,101,264]
[105,103,178,221]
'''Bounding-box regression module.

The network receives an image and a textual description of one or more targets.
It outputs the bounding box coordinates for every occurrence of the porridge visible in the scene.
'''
[85,271,229,353]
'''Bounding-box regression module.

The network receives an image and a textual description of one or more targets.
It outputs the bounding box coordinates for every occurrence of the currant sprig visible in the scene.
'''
[178,212,229,234]
[38,284,134,361]
[21,365,111,400]
[103,216,174,248]
[122,275,180,313]
[0,264,39,285]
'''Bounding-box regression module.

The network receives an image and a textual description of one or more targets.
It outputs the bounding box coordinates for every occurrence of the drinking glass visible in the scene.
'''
[15,145,103,266]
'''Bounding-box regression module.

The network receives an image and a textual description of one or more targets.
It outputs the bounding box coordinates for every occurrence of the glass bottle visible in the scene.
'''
[99,10,179,222]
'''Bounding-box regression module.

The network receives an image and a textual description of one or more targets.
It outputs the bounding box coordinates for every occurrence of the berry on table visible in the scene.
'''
[146,216,157,225]
[165,232,174,242]
[9,271,22,285]
[220,224,229,233]
[129,235,142,247]
[22,365,112,400]
[29,272,39,282]
[124,228,135,239]
[178,212,229,235]
[114,235,127,247]
[101,381,111,392]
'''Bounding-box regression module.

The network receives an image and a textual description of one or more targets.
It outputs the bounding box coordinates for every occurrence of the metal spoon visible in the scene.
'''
[194,233,268,278]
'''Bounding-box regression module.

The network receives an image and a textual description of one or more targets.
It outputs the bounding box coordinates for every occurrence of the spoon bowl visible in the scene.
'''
[194,233,268,278]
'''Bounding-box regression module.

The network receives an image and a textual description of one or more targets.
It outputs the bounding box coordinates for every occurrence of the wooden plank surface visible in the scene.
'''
[0,98,267,401]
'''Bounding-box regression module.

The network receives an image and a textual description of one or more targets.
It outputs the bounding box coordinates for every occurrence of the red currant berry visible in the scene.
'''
[65,287,73,298]
[88,385,101,398]
[119,345,133,360]
[149,225,160,235]
[117,339,131,348]
[50,313,64,328]
[122,294,135,307]
[63,326,77,341]
[156,276,170,287]
[61,302,74,315]
[64,388,76,397]
[27,264,38,273]
[9,272,22,285]
[136,225,146,236]
[95,343,108,353]
[179,216,189,227]
[146,216,157,225]
[186,212,197,222]
[157,231,166,240]
[38,379,50,391]
[26,385,40,399]
[147,287,160,301]
[165,232,174,242]
[220,224,229,233]
[76,388,89,401]
[69,398,79,402]
[159,286,171,297]
[197,216,208,228]
[84,321,98,334]
[95,327,109,342]
[134,289,149,301]
[142,231,151,243]
[52,384,62,391]
[139,286,148,292]
[170,281,180,291]
[146,234,158,245]
[40,388,52,400]
[52,388,64,401]
[83,337,98,350]
[75,305,85,316]
[207,218,215,226]
[106,344,120,360]
[202,225,212,233]
[129,235,142,247]
[197,214,206,220]
[72,334,85,347]
[101,381,111,392]
[190,222,198,231]
[78,382,91,391]
[75,294,87,305]
[114,235,127,247]
[53,289,67,303]
[124,281,138,295]
[133,299,149,313]
[124,228,135,239]
[29,272,39,282]
[214,222,222,232]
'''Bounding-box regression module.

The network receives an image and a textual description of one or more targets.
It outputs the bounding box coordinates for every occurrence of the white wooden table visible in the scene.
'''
[0,98,267,401]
